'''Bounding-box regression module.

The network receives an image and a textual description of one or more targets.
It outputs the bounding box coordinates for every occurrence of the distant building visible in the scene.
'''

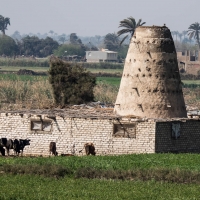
[177,50,200,75]
[85,49,118,62]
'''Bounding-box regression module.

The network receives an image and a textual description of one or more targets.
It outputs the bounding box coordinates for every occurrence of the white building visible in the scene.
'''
[85,49,118,62]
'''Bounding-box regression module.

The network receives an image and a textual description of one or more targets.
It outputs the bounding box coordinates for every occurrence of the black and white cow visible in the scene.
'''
[13,139,30,156]
[0,138,13,156]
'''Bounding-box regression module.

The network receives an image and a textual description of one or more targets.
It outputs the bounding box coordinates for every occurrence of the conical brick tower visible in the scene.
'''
[114,26,187,118]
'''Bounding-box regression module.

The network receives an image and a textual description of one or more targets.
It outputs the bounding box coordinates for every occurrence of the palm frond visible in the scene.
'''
[140,22,146,26]
[120,35,129,46]
[119,19,135,29]
[117,29,132,37]
[127,16,136,27]
[188,31,195,39]
[117,16,145,45]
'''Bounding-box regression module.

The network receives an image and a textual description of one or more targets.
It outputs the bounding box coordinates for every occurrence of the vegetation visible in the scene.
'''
[1,154,200,199]
[188,22,200,48]
[104,33,120,51]
[82,62,123,69]
[0,57,49,67]
[0,35,18,56]
[49,57,96,105]
[96,77,121,85]
[0,74,200,109]
[0,75,53,110]
[0,15,10,35]
[2,176,200,199]
[54,44,86,57]
[19,36,59,57]
[117,17,146,45]
[70,33,83,45]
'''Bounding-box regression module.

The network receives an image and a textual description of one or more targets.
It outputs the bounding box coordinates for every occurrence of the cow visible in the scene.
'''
[79,143,96,156]
[13,139,20,156]
[0,146,5,156]
[49,142,58,156]
[0,138,13,156]
[13,139,30,156]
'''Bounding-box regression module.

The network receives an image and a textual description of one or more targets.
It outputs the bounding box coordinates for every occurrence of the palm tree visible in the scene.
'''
[174,31,179,42]
[188,22,200,48]
[171,31,176,40]
[178,33,183,42]
[0,15,10,35]
[182,30,187,40]
[117,16,146,45]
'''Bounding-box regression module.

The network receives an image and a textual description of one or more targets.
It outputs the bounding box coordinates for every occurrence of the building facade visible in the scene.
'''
[0,110,200,156]
[86,49,118,62]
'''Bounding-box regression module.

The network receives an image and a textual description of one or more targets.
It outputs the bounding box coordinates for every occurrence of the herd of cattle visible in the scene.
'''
[0,139,96,157]
[0,138,30,156]
[49,142,96,156]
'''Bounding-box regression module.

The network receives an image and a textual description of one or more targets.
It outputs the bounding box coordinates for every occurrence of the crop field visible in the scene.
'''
[1,154,200,199]
[0,74,200,109]
[0,66,123,76]
[96,77,121,86]
[0,66,49,72]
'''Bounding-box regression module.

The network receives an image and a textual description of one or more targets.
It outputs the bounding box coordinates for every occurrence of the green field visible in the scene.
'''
[0,66,49,72]
[1,154,200,199]
[2,154,200,171]
[0,66,123,74]
[2,73,200,87]
[182,80,200,84]
[1,175,200,199]
[96,77,121,86]
[88,68,122,74]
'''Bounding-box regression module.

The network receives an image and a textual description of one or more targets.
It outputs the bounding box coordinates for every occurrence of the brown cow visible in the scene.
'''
[49,142,58,156]
[79,143,96,156]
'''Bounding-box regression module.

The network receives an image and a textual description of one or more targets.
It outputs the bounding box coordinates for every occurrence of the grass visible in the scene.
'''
[1,154,200,199]
[0,66,49,72]
[2,175,200,200]
[182,80,200,84]
[0,66,123,76]
[1,74,200,109]
[2,154,200,171]
[96,77,121,86]
[0,73,47,81]
[88,68,122,74]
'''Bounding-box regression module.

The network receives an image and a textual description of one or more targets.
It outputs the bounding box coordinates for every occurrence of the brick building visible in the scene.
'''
[0,109,199,156]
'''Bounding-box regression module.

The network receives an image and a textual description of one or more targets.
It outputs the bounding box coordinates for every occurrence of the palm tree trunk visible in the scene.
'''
[2,29,5,35]
[196,31,200,49]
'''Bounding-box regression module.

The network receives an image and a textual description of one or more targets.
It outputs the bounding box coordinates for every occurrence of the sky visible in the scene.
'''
[0,0,199,36]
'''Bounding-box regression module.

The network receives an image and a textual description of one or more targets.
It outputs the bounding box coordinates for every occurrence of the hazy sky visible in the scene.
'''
[0,0,199,36]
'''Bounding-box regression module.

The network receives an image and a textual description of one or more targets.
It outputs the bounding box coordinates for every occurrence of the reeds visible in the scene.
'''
[0,57,49,67]
[0,78,54,110]
[94,82,118,104]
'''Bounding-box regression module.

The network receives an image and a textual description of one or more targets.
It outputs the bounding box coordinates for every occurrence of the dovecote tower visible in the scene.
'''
[114,26,187,118]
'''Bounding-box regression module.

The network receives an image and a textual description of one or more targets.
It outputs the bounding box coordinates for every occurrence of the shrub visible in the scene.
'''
[49,57,96,105]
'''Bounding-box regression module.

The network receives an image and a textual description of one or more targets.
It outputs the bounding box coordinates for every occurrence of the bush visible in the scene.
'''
[49,57,96,105]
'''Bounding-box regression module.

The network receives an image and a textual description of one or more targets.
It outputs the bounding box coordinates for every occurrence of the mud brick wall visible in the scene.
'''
[0,113,156,156]
[155,120,200,153]
[114,26,187,118]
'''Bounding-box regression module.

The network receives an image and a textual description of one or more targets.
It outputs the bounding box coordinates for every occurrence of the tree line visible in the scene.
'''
[1,14,200,59]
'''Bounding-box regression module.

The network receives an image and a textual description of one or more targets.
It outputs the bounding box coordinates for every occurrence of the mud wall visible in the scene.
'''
[114,26,187,118]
